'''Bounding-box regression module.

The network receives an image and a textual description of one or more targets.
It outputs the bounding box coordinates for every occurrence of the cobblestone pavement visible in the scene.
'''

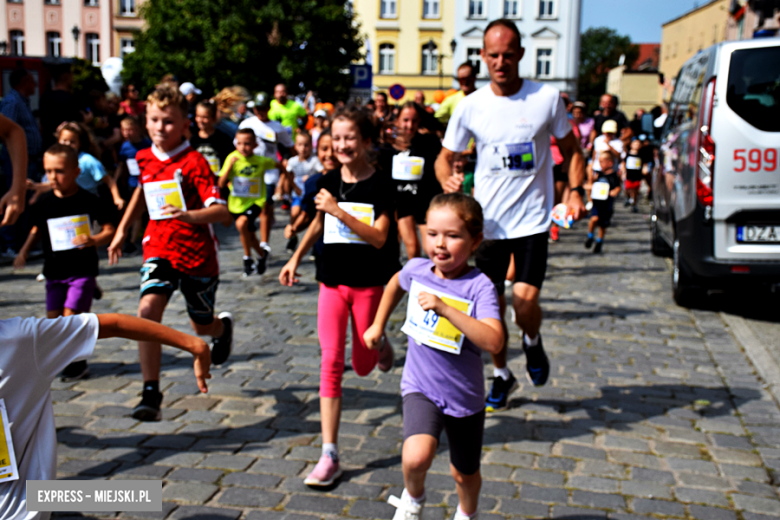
[4,198,780,520]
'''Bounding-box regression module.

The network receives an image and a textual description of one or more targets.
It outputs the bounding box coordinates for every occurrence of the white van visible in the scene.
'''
[652,37,780,306]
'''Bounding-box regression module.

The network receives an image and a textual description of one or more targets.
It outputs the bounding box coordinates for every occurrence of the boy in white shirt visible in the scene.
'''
[0,313,210,520]
[282,131,322,252]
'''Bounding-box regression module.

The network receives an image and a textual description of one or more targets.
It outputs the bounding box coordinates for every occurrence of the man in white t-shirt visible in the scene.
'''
[590,120,624,176]
[435,18,586,413]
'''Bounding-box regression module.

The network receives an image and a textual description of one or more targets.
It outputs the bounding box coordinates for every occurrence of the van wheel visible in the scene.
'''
[672,238,704,307]
[651,211,672,257]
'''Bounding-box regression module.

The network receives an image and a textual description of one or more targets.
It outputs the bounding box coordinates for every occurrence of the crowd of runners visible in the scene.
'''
[0,17,667,520]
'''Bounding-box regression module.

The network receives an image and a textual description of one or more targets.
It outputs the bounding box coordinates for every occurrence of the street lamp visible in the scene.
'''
[71,26,80,58]
[429,38,458,89]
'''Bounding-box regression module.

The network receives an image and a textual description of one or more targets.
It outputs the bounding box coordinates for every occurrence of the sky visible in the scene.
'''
[581,0,705,43]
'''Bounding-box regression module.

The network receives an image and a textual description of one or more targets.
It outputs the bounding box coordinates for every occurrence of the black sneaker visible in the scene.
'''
[593,241,603,254]
[584,236,594,249]
[286,234,299,253]
[624,199,631,207]
[485,371,519,413]
[211,312,233,365]
[523,335,550,387]
[254,253,267,275]
[243,257,254,277]
[93,284,103,300]
[60,360,89,382]
[132,387,163,421]
[631,206,639,214]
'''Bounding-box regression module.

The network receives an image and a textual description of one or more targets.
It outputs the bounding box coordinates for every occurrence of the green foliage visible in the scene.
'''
[121,0,362,101]
[578,27,639,112]
[71,58,109,101]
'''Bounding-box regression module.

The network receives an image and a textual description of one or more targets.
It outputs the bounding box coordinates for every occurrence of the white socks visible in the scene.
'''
[494,367,510,380]
[457,504,476,518]
[524,333,539,347]
[402,488,425,505]
[322,443,338,460]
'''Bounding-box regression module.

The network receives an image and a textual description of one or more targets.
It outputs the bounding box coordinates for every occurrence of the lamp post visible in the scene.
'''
[431,38,458,89]
[71,26,80,58]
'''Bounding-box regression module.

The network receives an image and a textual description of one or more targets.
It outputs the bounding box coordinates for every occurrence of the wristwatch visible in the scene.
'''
[572,186,585,198]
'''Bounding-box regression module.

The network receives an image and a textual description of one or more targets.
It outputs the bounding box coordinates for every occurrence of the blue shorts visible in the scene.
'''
[591,199,614,228]
[291,194,303,208]
[128,176,139,189]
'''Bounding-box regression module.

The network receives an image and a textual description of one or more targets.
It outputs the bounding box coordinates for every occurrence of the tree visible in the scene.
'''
[121,0,363,101]
[578,27,639,113]
[71,58,109,105]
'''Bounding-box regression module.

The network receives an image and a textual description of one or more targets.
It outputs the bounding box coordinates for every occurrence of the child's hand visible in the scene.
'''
[114,197,126,211]
[107,230,126,265]
[72,234,96,249]
[418,291,444,314]
[363,323,384,350]
[191,339,211,393]
[162,204,192,223]
[284,224,295,239]
[314,189,339,216]
[279,260,301,286]
[13,254,25,270]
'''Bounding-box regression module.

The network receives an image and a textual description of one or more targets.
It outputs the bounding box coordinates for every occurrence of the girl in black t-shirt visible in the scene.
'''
[279,106,399,488]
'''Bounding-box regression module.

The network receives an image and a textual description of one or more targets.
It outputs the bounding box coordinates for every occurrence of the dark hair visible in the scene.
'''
[483,19,522,49]
[375,92,388,102]
[398,101,425,120]
[457,62,476,76]
[196,100,218,119]
[57,122,100,157]
[9,68,30,89]
[235,128,256,140]
[428,193,484,238]
[44,143,79,169]
[332,104,377,142]
[51,64,72,84]
[295,130,312,142]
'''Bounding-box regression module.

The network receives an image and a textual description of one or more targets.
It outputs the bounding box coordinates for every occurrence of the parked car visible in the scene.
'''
[651,37,780,306]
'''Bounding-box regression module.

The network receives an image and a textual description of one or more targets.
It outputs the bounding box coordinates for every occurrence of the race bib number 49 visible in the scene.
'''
[323,202,374,244]
[143,178,187,220]
[490,142,537,177]
[401,280,474,355]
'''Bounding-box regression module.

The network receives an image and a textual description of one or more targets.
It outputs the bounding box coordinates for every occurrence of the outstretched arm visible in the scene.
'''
[364,273,406,350]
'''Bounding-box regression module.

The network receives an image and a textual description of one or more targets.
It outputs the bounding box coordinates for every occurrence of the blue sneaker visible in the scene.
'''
[523,335,550,387]
[485,371,518,413]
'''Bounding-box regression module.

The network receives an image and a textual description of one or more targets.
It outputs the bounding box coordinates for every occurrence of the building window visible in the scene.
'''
[10,31,25,56]
[504,0,520,17]
[423,0,440,18]
[378,43,395,74]
[120,0,135,15]
[120,38,135,57]
[380,0,397,19]
[422,41,438,74]
[469,0,485,18]
[536,48,552,78]
[86,33,100,66]
[467,47,482,76]
[44,0,60,4]
[47,32,62,57]
[84,0,98,6]
[7,0,22,3]
[538,0,555,18]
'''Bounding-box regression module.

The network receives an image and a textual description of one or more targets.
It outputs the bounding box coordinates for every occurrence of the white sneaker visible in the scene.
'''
[36,273,46,282]
[452,508,478,520]
[388,490,424,520]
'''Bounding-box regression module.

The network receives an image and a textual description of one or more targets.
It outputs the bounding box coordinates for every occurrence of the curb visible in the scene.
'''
[721,312,780,406]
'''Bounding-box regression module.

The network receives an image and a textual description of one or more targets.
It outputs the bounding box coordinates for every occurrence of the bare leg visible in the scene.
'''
[320,396,342,445]
[452,465,482,515]
[235,215,252,257]
[402,434,437,499]
[137,293,168,382]
[398,215,419,259]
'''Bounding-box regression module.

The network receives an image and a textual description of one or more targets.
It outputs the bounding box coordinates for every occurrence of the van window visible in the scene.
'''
[727,46,780,132]
[668,52,709,130]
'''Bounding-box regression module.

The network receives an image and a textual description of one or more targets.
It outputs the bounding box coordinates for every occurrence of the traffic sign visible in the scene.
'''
[389,84,405,101]
[350,65,372,89]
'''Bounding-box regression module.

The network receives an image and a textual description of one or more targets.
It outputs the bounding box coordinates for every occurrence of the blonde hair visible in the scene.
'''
[599,150,615,162]
[213,86,249,117]
[427,193,484,238]
[147,84,188,118]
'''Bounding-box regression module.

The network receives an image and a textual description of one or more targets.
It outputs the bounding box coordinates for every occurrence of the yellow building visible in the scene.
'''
[606,66,661,117]
[351,0,457,103]
[659,0,729,100]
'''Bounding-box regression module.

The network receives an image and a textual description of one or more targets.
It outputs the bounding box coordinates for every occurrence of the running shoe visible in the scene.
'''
[452,508,478,520]
[485,372,519,413]
[378,338,394,372]
[242,257,254,277]
[60,360,89,382]
[255,253,268,275]
[584,236,594,249]
[631,206,639,214]
[286,234,299,253]
[388,490,424,520]
[132,387,163,421]
[523,335,550,387]
[304,453,342,487]
[624,198,631,207]
[593,241,603,254]
[211,312,233,365]
[93,284,103,300]
[36,273,46,282]
[549,225,559,242]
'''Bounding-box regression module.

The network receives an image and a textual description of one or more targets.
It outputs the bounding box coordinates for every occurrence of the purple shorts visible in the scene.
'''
[46,276,97,313]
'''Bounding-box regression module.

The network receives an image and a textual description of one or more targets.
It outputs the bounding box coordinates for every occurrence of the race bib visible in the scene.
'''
[626,156,642,170]
[490,142,537,177]
[47,215,91,252]
[591,181,610,201]
[392,155,425,181]
[323,202,374,244]
[231,176,262,198]
[401,280,474,355]
[143,178,187,220]
[264,168,280,186]
[0,399,19,483]
[206,155,220,174]
[261,129,276,142]
[126,158,140,176]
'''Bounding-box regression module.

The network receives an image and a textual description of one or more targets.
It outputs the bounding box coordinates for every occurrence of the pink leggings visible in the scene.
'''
[318,284,383,398]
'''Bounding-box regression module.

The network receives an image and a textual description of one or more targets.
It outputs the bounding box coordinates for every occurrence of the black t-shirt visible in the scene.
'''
[625,152,644,181]
[191,129,235,175]
[313,168,400,287]
[594,168,621,193]
[31,189,116,280]
[378,132,443,223]
[594,111,629,137]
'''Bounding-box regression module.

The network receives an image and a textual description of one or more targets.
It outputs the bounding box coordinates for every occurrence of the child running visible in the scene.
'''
[585,151,622,254]
[283,130,322,252]
[190,100,235,176]
[364,193,503,520]
[218,128,275,276]
[107,84,233,422]
[117,116,152,255]
[622,139,643,213]
[14,144,117,381]
[279,106,399,487]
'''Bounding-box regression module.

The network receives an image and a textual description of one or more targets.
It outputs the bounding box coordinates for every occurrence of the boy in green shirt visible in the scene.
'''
[218,128,277,277]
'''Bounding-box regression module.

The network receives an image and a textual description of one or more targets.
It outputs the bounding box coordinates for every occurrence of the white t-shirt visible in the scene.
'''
[238,116,294,185]
[0,314,99,520]
[286,155,322,191]
[592,135,625,172]
[442,81,571,239]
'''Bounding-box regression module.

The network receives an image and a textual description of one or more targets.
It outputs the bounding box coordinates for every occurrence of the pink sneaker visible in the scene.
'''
[304,454,342,487]
[378,338,394,373]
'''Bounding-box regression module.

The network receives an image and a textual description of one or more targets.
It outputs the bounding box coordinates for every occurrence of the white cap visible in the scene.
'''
[314,109,328,118]
[179,82,202,96]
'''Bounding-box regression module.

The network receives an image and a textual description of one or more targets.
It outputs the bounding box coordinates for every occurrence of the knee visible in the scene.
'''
[191,320,214,336]
[513,297,536,316]
[404,450,434,474]
[138,299,163,321]
[451,466,480,486]
[235,217,248,232]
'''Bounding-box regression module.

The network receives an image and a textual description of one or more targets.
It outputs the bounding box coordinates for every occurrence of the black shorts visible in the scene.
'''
[553,163,568,183]
[402,393,484,476]
[591,200,614,228]
[475,232,549,294]
[230,204,263,232]
[140,258,219,325]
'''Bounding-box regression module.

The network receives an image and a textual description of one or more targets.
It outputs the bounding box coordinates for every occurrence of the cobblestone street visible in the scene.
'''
[4,199,780,520]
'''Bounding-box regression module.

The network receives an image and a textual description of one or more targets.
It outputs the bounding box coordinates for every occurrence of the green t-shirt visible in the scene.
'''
[268,99,308,134]
[218,150,274,213]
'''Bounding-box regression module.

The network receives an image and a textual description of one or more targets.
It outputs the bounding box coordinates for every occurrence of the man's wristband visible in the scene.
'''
[572,186,585,198]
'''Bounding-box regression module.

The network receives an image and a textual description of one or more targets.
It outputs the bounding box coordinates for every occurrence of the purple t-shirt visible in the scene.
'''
[398,258,501,417]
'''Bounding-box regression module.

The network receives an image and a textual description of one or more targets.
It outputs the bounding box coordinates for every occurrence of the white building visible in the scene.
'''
[453,0,581,96]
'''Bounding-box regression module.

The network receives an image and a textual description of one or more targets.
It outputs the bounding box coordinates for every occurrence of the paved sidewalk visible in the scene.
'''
[3,200,780,520]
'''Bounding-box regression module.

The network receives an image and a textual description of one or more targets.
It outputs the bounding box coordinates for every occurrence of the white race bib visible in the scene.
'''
[591,181,610,201]
[231,176,263,198]
[489,142,537,177]
[47,214,91,252]
[401,280,474,355]
[626,156,642,170]
[0,399,19,483]
[126,158,140,176]
[392,155,425,181]
[323,202,374,244]
[264,168,280,186]
[143,178,187,220]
